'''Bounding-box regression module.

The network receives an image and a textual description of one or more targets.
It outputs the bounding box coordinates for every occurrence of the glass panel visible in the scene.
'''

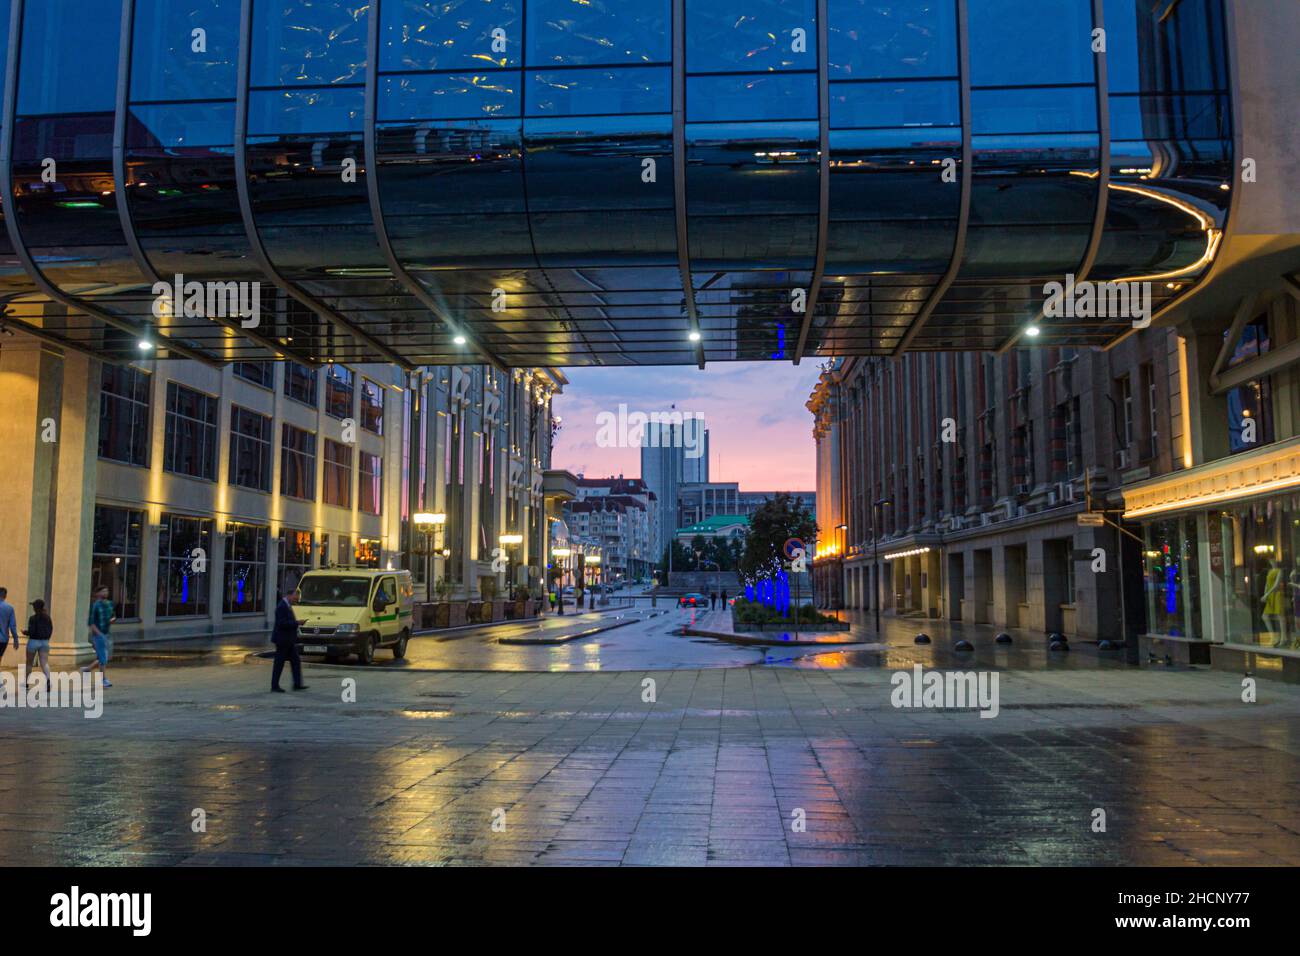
[131,0,240,101]
[378,0,522,71]
[827,0,957,79]
[967,0,1093,87]
[527,66,669,116]
[686,0,817,73]
[250,0,368,86]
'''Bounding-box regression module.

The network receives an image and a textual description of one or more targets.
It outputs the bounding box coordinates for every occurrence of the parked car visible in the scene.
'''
[677,592,708,608]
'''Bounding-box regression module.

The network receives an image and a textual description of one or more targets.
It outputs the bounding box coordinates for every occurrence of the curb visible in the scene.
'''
[499,610,666,645]
[681,626,870,648]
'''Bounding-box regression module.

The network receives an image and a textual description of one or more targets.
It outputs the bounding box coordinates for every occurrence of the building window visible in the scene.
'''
[157,514,212,618]
[360,451,382,515]
[1116,374,1134,457]
[1142,516,1201,639]
[1225,317,1274,455]
[278,528,313,597]
[323,438,352,508]
[361,378,384,434]
[325,364,354,420]
[163,382,218,480]
[1213,493,1300,647]
[98,365,151,467]
[91,505,143,620]
[233,361,273,389]
[355,537,380,568]
[280,424,317,500]
[224,523,268,614]
[285,361,317,407]
[229,405,272,492]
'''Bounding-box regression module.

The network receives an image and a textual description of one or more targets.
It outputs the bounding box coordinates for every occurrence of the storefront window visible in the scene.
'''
[1142,516,1200,639]
[1215,494,1300,648]
[279,529,313,597]
[157,514,212,618]
[92,505,143,620]
[224,523,268,614]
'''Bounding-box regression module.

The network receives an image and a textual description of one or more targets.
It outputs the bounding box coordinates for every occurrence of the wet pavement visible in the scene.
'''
[4,612,1300,866]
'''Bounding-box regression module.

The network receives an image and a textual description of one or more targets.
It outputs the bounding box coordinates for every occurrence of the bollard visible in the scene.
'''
[995,632,1013,645]
[914,633,931,645]
[954,639,974,652]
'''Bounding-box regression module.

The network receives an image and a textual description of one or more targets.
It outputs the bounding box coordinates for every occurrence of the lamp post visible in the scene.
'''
[871,499,892,635]
[586,553,601,606]
[835,522,848,610]
[552,547,571,615]
[499,532,523,599]
[413,512,446,601]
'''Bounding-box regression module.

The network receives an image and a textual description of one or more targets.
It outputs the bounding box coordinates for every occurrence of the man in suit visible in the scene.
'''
[271,588,308,692]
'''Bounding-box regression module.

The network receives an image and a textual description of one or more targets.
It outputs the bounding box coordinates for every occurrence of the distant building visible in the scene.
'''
[674,515,750,542]
[640,416,708,558]
[568,476,656,580]
[679,482,815,526]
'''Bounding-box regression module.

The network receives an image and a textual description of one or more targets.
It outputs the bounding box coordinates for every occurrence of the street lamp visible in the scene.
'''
[871,499,892,635]
[552,547,571,615]
[835,522,848,611]
[499,532,523,598]
[586,553,602,606]
[414,512,446,601]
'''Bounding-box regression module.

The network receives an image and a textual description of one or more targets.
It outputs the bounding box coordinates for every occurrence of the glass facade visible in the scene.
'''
[0,0,1234,366]
[1214,496,1300,649]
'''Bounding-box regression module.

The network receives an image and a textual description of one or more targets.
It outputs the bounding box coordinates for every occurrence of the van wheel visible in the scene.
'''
[356,634,377,666]
[392,629,410,660]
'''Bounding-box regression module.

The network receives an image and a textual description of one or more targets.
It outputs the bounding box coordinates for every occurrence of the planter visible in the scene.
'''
[731,620,852,633]
[414,602,437,629]
[434,601,468,629]
[489,599,506,622]
[467,601,485,624]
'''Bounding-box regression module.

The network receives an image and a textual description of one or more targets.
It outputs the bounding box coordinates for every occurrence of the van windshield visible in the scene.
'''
[298,576,372,607]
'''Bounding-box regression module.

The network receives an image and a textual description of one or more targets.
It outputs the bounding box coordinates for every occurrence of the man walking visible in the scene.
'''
[271,588,308,692]
[83,586,115,688]
[0,588,18,663]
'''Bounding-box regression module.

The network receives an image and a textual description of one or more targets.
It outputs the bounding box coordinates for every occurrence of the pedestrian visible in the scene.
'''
[82,586,115,688]
[0,587,18,663]
[22,598,52,692]
[271,588,308,692]
[710,591,717,610]
[721,588,729,608]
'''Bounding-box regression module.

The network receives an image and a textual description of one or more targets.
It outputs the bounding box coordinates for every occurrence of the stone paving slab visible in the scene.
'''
[3,652,1300,866]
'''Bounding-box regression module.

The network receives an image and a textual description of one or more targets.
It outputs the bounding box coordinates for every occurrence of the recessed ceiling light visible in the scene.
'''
[138,339,153,350]
[1024,326,1041,338]
[453,335,467,346]
[688,330,701,342]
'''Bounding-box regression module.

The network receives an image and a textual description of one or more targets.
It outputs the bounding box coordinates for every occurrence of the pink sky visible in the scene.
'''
[551,362,827,491]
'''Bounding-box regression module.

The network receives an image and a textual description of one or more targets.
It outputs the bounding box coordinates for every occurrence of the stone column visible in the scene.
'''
[0,340,100,664]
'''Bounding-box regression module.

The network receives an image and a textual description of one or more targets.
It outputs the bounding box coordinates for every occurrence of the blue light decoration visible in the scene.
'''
[181,574,189,603]
[753,569,791,616]
[1165,561,1178,616]
[771,322,786,361]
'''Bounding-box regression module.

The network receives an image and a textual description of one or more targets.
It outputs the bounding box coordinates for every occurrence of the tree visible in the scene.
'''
[738,494,818,588]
